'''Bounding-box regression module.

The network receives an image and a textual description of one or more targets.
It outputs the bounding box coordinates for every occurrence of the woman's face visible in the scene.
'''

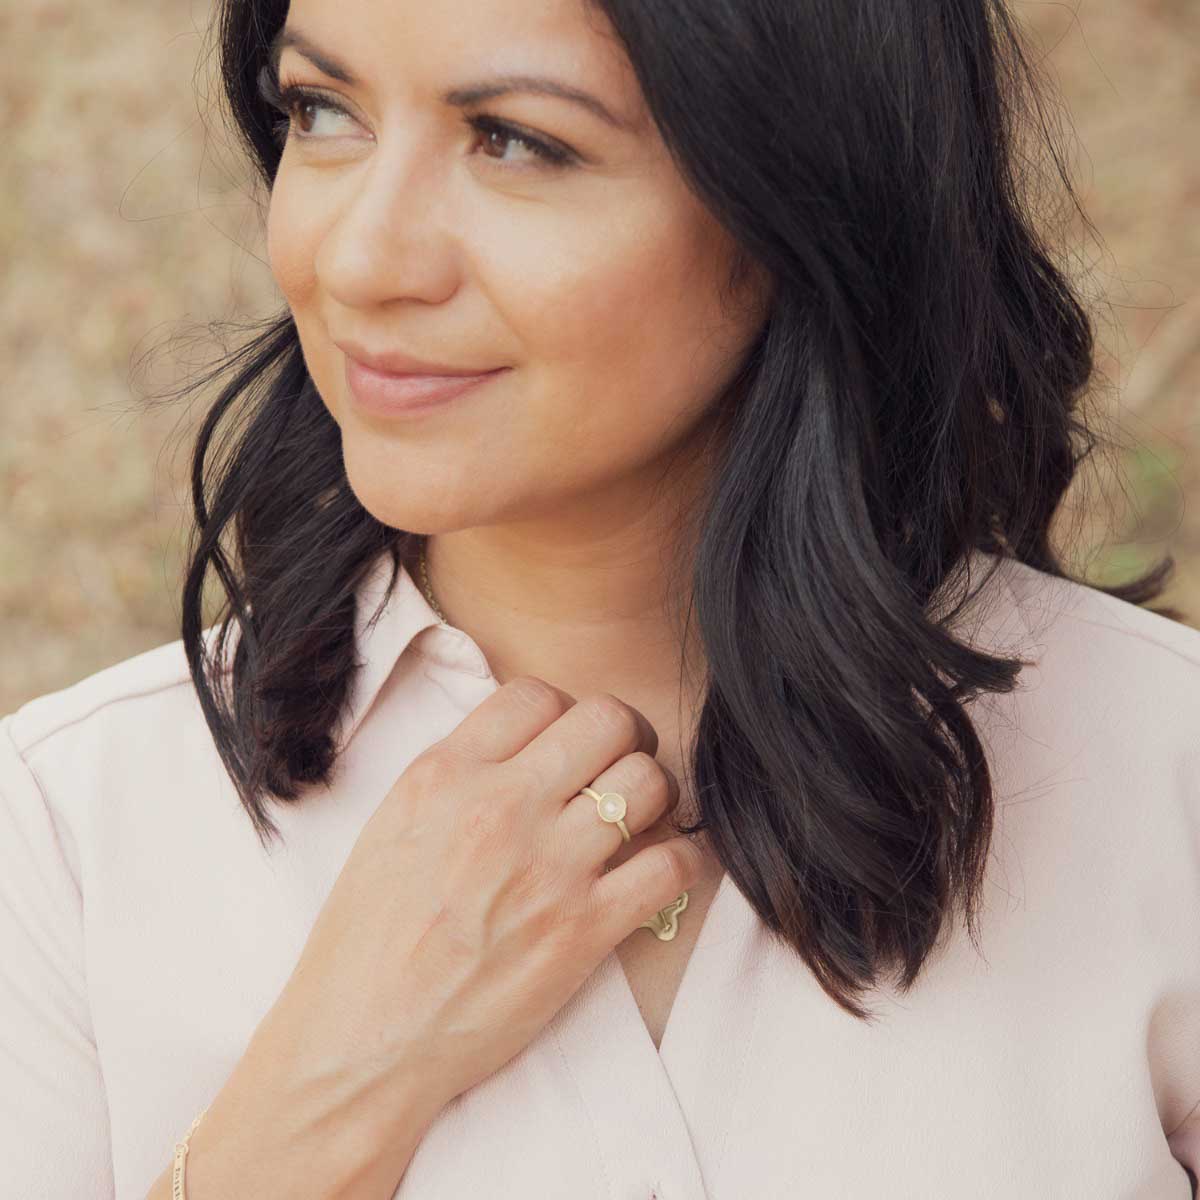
[267,0,771,534]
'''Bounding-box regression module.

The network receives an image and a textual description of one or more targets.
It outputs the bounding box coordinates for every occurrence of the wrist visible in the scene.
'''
[231,1005,447,1197]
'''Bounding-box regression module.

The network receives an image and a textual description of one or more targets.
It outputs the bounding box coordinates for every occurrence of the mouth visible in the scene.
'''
[344,358,509,418]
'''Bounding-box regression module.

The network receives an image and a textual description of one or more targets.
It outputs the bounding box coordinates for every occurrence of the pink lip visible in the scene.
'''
[345,358,507,417]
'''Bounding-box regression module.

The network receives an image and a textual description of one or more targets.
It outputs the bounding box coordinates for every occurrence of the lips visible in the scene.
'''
[344,356,507,417]
[333,337,500,377]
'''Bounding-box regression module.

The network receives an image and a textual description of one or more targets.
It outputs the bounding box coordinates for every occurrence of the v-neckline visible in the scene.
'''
[543,866,761,1200]
[609,867,734,1060]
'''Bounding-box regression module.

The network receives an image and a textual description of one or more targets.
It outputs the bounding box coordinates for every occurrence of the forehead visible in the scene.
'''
[277,0,639,109]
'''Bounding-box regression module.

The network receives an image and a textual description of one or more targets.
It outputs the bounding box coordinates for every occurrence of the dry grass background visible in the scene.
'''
[3,1,1198,715]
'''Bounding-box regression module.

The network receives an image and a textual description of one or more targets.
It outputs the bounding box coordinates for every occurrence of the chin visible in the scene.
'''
[339,463,461,537]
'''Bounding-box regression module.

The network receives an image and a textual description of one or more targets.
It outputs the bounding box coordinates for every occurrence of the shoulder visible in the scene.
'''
[960,555,1200,859]
[4,623,235,767]
[1001,555,1200,669]
[6,637,196,758]
[995,555,1200,724]
[979,556,1200,877]
[1,628,237,879]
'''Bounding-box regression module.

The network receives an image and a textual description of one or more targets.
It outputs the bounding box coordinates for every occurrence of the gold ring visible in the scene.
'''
[581,786,631,842]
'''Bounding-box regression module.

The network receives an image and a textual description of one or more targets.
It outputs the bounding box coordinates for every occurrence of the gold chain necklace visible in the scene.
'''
[418,537,447,623]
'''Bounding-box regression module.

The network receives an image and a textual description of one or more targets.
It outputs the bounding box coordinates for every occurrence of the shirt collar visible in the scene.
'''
[332,545,1027,755]
[335,547,493,754]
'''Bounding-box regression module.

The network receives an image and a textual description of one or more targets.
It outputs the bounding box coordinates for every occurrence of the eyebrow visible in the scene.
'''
[267,27,634,133]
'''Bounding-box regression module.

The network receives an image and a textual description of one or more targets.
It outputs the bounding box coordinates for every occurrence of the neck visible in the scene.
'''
[414,497,712,819]
[423,526,705,694]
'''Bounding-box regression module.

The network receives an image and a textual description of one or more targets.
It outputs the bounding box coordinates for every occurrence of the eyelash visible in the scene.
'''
[255,68,576,171]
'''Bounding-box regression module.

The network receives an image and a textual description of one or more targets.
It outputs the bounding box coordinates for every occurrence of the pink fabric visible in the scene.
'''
[1,549,1197,1199]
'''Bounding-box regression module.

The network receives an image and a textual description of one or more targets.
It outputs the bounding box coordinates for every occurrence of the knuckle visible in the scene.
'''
[505,676,567,721]
[405,748,461,793]
[659,841,694,893]
[626,751,667,797]
[585,693,640,743]
[499,741,562,801]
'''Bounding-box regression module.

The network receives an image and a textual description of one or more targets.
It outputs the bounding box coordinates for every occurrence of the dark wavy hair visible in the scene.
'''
[173,0,1183,1022]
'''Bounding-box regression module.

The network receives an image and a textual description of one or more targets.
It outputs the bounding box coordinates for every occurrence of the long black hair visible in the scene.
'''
[175,0,1182,1021]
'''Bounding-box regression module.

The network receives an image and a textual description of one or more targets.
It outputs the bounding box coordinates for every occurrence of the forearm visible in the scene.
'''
[142,1020,441,1200]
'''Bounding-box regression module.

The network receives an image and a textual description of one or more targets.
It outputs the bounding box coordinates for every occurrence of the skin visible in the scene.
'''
[266,0,773,857]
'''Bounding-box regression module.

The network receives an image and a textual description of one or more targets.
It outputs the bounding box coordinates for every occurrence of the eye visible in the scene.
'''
[269,85,354,142]
[256,66,577,171]
[465,114,576,170]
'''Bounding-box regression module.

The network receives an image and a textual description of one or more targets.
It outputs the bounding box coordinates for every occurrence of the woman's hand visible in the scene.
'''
[254,674,708,1149]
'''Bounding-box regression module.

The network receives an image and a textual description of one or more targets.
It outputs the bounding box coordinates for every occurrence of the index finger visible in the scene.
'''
[434,675,580,765]
[437,675,660,770]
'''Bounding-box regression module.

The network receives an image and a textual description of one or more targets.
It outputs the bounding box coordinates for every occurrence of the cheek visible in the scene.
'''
[266,176,322,305]
[509,214,746,440]
[265,177,353,431]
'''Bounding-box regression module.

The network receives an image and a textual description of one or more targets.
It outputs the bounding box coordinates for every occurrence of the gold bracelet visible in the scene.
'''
[171,1106,208,1200]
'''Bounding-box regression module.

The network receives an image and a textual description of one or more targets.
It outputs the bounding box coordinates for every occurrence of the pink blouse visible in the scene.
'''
[2,548,1197,1198]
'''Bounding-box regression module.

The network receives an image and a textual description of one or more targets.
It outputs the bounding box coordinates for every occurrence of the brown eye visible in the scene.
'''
[466,115,575,169]
[257,71,357,147]
[277,88,355,143]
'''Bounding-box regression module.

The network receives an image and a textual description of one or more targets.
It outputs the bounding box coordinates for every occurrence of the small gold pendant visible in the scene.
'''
[638,890,689,941]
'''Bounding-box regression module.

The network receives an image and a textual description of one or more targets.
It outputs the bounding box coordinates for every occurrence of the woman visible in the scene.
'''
[2,0,1197,1196]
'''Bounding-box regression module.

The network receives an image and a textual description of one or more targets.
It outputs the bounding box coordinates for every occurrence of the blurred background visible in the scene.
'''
[3,1,1198,714]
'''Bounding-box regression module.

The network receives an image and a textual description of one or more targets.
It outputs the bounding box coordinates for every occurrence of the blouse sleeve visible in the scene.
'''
[0,713,115,1198]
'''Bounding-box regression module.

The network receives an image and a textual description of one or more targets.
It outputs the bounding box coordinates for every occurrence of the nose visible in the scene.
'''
[313,135,462,311]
